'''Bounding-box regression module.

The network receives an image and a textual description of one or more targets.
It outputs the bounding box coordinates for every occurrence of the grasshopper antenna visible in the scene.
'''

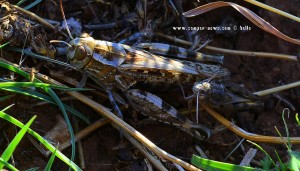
[49,0,74,52]
[59,0,74,40]
[207,74,218,82]
[50,40,72,48]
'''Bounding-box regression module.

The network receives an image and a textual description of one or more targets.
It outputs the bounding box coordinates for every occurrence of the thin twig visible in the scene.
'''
[156,33,298,61]
[12,5,55,30]
[12,5,67,37]
[272,94,296,111]
[84,0,100,22]
[254,81,300,96]
[224,138,245,161]
[243,0,300,22]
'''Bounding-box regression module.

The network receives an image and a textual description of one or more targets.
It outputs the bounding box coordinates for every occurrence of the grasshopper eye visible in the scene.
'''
[74,46,87,61]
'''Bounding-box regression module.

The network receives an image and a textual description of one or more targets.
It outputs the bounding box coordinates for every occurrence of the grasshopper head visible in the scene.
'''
[192,81,212,99]
[67,36,96,69]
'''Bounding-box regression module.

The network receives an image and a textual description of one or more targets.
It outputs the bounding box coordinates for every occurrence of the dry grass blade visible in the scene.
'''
[34,73,202,171]
[12,5,55,30]
[201,104,300,144]
[239,148,257,166]
[243,0,300,22]
[156,33,298,61]
[11,4,68,37]
[254,81,300,96]
[183,2,300,45]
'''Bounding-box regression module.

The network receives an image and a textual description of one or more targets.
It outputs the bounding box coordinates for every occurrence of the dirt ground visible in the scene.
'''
[0,0,300,170]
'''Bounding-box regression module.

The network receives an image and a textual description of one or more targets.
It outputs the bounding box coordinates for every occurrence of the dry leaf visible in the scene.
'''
[183,1,300,45]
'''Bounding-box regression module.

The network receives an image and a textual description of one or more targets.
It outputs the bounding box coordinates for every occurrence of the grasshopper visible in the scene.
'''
[60,34,231,138]
[67,35,230,89]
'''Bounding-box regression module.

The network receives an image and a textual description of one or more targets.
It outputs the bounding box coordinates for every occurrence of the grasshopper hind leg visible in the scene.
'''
[126,89,211,139]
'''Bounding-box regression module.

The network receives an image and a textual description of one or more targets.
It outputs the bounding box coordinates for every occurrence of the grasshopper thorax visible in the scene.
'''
[67,36,96,69]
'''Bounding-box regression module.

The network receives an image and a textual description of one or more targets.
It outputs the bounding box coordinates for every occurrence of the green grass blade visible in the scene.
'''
[0,115,36,169]
[0,61,35,78]
[289,151,300,171]
[191,155,262,171]
[274,126,289,151]
[24,0,43,10]
[260,156,272,170]
[44,147,57,171]
[296,113,300,126]
[1,104,14,112]
[0,111,81,170]
[1,87,90,124]
[0,94,14,102]
[25,167,39,171]
[274,150,287,171]
[0,61,76,167]
[0,82,88,91]
[16,0,29,6]
[0,158,18,171]
[44,88,76,162]
[281,109,291,149]
[64,105,90,124]
[0,42,10,48]
[1,87,56,102]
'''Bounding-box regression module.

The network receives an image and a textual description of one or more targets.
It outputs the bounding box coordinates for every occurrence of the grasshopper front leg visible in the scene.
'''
[126,89,211,139]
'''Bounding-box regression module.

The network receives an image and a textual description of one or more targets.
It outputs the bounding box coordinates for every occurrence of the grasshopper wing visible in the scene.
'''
[121,46,230,78]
